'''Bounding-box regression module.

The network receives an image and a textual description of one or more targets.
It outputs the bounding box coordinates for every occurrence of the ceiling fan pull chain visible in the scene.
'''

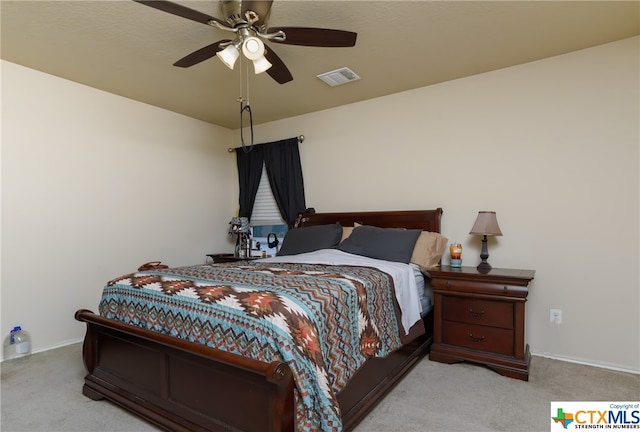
[240,101,254,153]
[245,59,251,105]
[238,56,253,153]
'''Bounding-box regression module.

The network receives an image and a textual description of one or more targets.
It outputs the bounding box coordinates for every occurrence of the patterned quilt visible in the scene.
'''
[99,262,404,432]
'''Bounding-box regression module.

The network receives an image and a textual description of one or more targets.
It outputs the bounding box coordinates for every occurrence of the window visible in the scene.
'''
[250,163,286,226]
[250,163,287,257]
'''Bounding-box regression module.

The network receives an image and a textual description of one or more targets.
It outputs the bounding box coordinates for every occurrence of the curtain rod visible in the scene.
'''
[228,135,304,153]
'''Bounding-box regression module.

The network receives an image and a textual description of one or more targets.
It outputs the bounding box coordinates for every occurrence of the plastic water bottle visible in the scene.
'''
[3,326,31,360]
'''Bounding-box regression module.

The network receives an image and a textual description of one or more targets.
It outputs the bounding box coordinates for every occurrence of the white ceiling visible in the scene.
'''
[2,1,638,129]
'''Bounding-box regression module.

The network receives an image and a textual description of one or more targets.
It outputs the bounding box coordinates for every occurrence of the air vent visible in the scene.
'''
[317,67,360,87]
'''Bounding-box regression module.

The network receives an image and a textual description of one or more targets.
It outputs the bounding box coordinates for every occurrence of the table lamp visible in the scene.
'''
[469,211,503,273]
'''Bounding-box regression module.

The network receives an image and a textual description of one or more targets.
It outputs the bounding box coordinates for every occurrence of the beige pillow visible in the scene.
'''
[410,231,448,272]
[340,227,353,243]
[340,222,362,243]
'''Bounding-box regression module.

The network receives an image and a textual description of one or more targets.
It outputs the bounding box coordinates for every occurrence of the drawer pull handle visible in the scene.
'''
[469,333,485,343]
[468,308,485,318]
[446,281,450,288]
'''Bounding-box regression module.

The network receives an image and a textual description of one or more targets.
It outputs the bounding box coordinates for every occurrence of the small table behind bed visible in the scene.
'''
[75,208,443,432]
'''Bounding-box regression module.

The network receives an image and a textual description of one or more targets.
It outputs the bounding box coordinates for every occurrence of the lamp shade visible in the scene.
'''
[469,211,503,236]
[216,44,239,69]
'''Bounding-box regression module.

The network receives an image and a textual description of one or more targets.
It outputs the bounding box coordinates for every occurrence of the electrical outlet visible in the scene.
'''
[549,308,562,324]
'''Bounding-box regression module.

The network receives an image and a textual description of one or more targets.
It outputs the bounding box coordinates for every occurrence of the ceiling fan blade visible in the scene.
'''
[173,40,232,68]
[133,0,227,27]
[267,27,357,47]
[241,0,274,28]
[264,46,293,84]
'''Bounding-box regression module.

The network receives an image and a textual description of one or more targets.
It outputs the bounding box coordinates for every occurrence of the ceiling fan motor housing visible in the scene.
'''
[221,0,270,31]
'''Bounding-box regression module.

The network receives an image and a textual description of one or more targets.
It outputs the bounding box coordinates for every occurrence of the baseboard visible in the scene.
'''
[4,340,639,376]
[0,337,83,363]
[531,351,640,375]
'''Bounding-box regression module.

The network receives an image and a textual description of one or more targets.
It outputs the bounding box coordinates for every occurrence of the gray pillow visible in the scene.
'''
[277,223,343,256]
[336,225,421,263]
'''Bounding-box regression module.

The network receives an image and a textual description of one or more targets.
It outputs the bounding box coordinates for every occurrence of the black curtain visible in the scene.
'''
[264,138,306,227]
[235,137,306,227]
[236,144,264,219]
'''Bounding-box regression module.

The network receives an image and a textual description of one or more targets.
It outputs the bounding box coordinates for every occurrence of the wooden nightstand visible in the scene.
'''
[206,253,259,264]
[429,265,535,381]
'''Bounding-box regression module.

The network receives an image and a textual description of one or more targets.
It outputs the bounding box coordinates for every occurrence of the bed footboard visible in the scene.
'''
[75,309,433,432]
[74,309,295,432]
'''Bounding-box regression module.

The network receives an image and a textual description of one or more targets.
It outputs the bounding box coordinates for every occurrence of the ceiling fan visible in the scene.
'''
[134,0,358,84]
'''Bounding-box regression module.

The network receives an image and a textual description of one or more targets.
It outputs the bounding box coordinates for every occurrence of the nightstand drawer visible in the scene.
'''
[442,321,514,356]
[432,279,528,298]
[441,297,513,329]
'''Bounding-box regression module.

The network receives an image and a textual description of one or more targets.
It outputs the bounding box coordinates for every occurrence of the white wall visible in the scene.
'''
[241,37,640,372]
[1,61,236,356]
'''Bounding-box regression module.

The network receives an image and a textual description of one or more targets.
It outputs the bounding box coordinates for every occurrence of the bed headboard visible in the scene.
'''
[294,208,443,233]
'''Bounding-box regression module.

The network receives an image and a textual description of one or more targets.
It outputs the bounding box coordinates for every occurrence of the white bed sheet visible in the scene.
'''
[412,264,431,316]
[258,249,421,334]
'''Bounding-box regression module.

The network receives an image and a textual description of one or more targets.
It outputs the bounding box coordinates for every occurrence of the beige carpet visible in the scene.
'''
[1,343,638,431]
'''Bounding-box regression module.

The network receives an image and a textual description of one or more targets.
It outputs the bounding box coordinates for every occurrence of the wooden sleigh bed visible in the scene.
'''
[75,208,443,432]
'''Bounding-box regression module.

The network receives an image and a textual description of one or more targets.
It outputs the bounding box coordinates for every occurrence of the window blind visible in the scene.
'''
[250,164,286,225]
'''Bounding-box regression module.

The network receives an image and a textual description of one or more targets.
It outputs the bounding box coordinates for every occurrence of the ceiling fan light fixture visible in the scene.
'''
[252,56,272,74]
[242,36,266,60]
[216,44,240,69]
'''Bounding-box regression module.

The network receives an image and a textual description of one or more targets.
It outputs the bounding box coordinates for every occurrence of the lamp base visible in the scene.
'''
[476,261,492,274]
[477,235,492,273]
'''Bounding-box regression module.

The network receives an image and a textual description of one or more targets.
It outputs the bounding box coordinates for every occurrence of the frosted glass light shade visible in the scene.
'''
[252,56,272,74]
[242,37,265,60]
[216,45,239,69]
